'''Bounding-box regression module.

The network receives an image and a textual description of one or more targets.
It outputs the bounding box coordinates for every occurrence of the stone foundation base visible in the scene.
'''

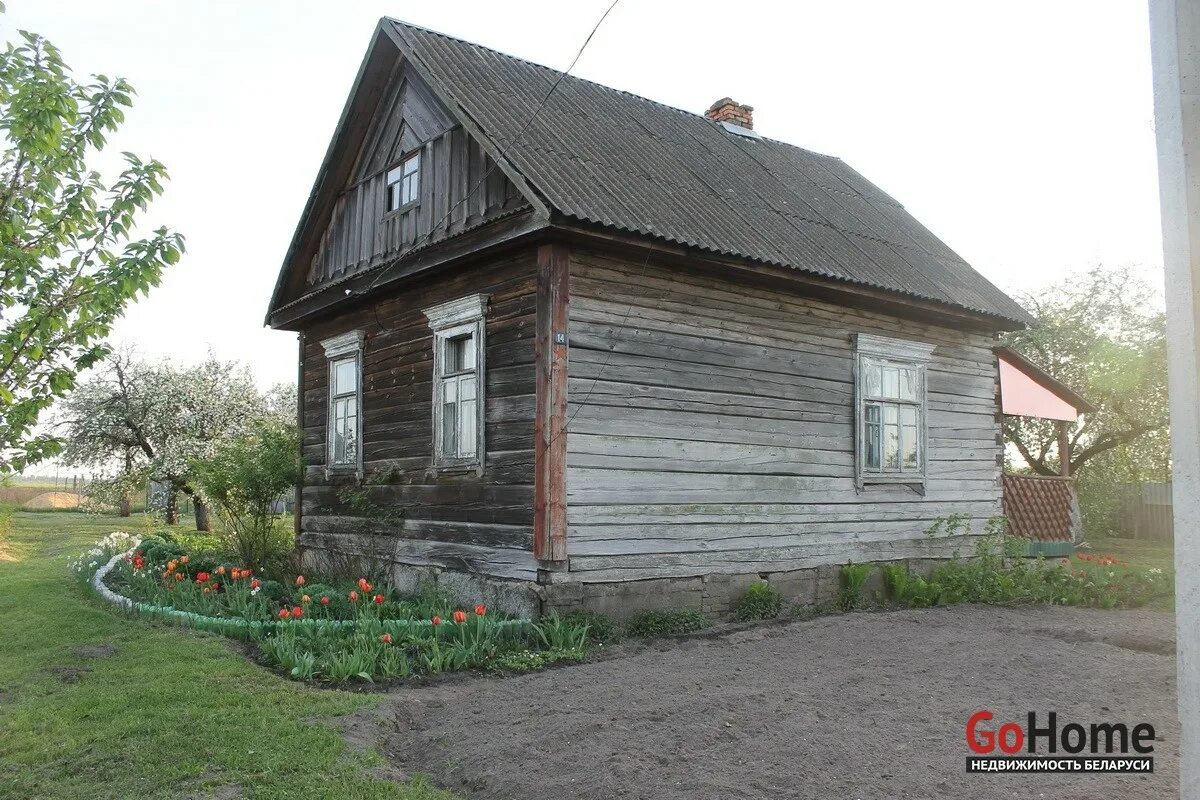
[299,533,945,621]
[539,558,943,621]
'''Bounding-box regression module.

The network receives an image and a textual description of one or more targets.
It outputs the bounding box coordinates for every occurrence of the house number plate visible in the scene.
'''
[553,331,569,345]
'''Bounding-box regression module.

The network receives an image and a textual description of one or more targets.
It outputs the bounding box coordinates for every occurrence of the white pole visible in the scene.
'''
[1148,1,1200,796]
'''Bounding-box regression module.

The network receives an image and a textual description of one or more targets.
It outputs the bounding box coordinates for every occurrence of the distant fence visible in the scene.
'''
[1116,482,1173,541]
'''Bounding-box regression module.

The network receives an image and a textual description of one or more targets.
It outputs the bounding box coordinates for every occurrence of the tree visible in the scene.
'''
[0,23,184,472]
[58,352,293,528]
[192,421,301,572]
[1002,265,1170,479]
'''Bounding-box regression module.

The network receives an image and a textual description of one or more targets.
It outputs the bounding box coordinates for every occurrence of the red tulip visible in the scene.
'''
[474,604,487,616]
[357,577,372,593]
[319,596,330,606]
[431,615,442,626]
[195,572,210,583]
[278,608,291,620]
[295,575,306,586]
[174,573,184,582]
[380,633,393,644]
[349,590,359,603]
[452,610,467,624]
[373,594,385,605]
[251,578,261,590]
[291,606,304,619]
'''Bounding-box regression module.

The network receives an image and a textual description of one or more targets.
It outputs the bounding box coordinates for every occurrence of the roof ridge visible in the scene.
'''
[386,19,746,130]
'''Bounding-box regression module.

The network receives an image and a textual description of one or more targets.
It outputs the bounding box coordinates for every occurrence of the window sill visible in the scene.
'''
[383,201,420,218]
[431,460,483,476]
[858,475,926,494]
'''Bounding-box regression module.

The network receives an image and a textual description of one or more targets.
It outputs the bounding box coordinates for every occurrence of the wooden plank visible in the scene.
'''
[534,242,569,562]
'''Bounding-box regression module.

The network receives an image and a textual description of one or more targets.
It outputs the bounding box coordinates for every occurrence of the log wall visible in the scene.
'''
[300,250,538,580]
[563,249,1004,582]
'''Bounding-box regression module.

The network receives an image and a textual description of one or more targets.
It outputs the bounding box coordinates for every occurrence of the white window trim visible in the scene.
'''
[424,294,489,469]
[321,330,364,477]
[853,333,936,490]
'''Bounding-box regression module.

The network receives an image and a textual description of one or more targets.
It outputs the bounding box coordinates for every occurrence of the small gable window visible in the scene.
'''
[386,151,421,211]
[423,294,489,468]
[854,333,935,488]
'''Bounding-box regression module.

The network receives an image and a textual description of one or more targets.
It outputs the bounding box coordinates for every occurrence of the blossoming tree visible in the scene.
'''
[58,351,295,528]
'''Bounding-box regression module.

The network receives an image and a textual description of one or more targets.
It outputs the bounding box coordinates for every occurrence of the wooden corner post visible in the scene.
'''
[534,243,569,564]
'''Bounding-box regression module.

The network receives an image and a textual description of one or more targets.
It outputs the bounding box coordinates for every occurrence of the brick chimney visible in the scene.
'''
[705,97,754,130]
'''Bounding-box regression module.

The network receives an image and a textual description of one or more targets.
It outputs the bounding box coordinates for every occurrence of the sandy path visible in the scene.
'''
[369,605,1177,800]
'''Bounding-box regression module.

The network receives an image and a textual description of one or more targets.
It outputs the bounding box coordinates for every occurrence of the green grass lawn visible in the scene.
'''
[1084,533,1174,572]
[0,511,454,800]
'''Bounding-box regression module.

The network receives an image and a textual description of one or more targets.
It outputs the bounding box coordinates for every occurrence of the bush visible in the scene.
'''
[734,580,783,620]
[626,608,708,638]
[191,422,301,572]
[839,562,876,610]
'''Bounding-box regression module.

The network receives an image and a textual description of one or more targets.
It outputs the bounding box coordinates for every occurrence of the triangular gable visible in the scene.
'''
[265,21,546,322]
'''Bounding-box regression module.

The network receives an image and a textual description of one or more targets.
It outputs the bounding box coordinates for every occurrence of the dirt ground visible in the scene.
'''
[363,605,1177,800]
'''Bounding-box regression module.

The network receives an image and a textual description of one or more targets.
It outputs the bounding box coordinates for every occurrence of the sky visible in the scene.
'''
[6,0,1164,396]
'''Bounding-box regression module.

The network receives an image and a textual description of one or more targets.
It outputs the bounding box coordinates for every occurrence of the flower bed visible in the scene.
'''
[77,532,589,684]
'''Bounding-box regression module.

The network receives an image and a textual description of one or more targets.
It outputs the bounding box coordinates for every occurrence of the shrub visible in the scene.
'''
[881,563,941,608]
[564,610,621,643]
[734,580,783,620]
[626,608,708,638]
[839,562,875,610]
[192,422,301,572]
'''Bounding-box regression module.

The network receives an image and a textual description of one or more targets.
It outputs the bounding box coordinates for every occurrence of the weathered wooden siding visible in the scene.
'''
[300,250,538,580]
[307,64,526,287]
[564,250,1003,582]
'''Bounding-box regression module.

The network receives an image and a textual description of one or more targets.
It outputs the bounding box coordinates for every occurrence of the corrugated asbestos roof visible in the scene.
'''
[387,19,1032,326]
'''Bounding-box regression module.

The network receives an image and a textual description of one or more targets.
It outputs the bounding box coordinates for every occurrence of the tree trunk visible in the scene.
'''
[194,498,211,532]
[165,490,178,525]
[119,492,131,518]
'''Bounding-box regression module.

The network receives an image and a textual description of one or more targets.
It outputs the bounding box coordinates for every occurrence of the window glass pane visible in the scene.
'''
[334,359,356,396]
[864,404,881,470]
[902,425,919,469]
[443,377,457,403]
[386,166,403,185]
[863,361,881,398]
[459,399,476,457]
[445,334,475,373]
[459,374,476,402]
[883,423,900,469]
[900,406,917,426]
[344,401,357,462]
[881,366,899,399]
[882,404,899,426]
[899,368,919,400]
[404,154,420,176]
[442,395,458,456]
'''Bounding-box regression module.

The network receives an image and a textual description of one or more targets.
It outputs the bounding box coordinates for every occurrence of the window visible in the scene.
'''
[854,333,935,487]
[386,151,420,211]
[423,294,489,467]
[321,330,364,471]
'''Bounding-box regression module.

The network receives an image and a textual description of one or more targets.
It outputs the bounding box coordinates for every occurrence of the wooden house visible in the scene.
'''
[265,19,1034,617]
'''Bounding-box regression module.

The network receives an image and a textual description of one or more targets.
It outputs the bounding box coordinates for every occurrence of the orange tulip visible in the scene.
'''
[349,590,359,603]
[174,573,184,582]
[292,606,304,619]
[474,604,487,616]
[180,556,189,565]
[278,608,291,620]
[295,575,306,586]
[301,594,311,604]
[216,566,226,576]
[357,577,372,593]
[431,615,442,626]
[452,610,467,624]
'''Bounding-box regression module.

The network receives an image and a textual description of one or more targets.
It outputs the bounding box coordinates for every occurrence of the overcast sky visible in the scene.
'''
[7,0,1163,394]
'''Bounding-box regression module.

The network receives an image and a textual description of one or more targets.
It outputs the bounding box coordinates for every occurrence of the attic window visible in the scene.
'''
[386,151,421,211]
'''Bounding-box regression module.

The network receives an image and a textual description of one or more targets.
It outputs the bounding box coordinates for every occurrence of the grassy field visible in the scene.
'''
[0,511,453,800]
[1085,534,1174,572]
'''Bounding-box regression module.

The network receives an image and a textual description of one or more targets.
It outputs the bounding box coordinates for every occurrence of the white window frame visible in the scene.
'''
[423,294,489,469]
[321,330,364,476]
[385,151,421,212]
[853,333,936,489]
